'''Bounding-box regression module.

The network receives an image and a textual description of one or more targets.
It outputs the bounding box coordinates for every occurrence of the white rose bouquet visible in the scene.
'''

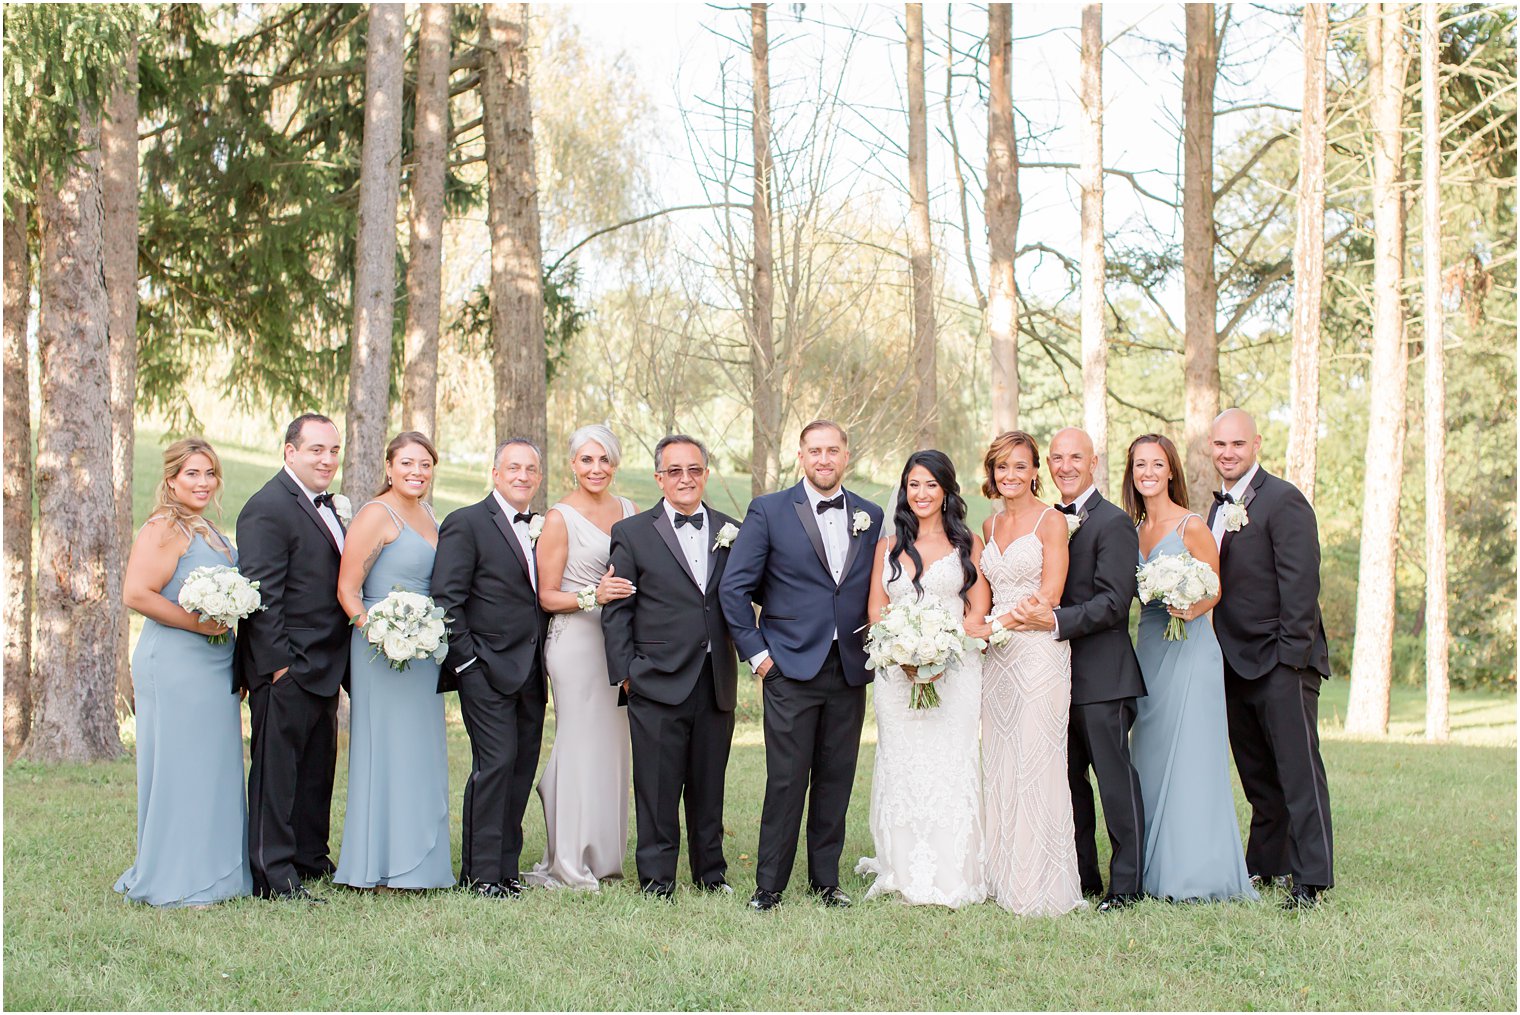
[864,598,983,709]
[177,565,265,645]
[1136,552,1220,641]
[361,587,449,671]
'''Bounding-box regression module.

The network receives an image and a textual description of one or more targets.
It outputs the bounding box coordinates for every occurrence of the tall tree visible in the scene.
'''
[482,3,548,477]
[401,2,451,441]
[1181,3,1219,512]
[103,31,139,715]
[1346,3,1413,736]
[343,2,406,504]
[1421,3,1449,742]
[905,3,937,448]
[1287,4,1329,503]
[748,3,779,497]
[1079,4,1106,487]
[986,3,1018,434]
[3,197,32,753]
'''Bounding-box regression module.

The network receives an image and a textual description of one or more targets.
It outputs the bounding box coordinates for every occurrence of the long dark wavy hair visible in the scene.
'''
[888,450,977,604]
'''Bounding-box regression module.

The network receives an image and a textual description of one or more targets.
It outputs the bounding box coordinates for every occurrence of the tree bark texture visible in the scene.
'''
[24,109,123,762]
[986,3,1018,434]
[1346,3,1412,736]
[1287,4,1328,504]
[1182,3,1219,514]
[3,199,33,754]
[749,3,779,498]
[401,2,451,442]
[1079,4,1107,489]
[343,2,406,504]
[482,3,548,495]
[905,3,937,449]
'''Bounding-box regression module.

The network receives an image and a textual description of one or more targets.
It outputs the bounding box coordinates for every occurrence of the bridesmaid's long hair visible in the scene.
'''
[150,437,232,560]
[888,450,977,604]
[375,430,439,498]
[1122,433,1189,523]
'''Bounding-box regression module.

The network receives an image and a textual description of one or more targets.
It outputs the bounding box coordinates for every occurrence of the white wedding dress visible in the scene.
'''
[856,551,987,908]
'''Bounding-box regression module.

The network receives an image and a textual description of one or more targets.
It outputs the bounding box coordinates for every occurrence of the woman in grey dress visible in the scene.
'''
[117,438,252,907]
[1124,434,1257,903]
[334,432,453,891]
[526,424,637,890]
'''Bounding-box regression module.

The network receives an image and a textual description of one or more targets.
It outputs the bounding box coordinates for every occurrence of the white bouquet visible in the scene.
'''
[1136,552,1220,641]
[864,598,983,710]
[361,588,449,671]
[177,565,264,645]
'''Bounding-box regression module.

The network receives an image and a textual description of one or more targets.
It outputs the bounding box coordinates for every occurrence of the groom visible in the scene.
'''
[720,419,884,911]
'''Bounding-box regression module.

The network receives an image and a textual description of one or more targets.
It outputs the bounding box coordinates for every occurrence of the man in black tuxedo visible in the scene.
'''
[236,414,349,901]
[1013,427,1146,912]
[720,420,884,911]
[431,438,549,899]
[602,435,741,901]
[1208,408,1333,909]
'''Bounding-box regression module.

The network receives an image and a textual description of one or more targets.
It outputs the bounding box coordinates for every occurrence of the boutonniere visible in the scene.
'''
[331,494,353,525]
[851,509,871,537]
[713,521,740,550]
[528,514,545,544]
[1065,513,1082,539]
[1221,502,1249,533]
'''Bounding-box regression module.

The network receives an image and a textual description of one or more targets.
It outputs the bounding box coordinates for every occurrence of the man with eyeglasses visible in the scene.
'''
[602,435,742,900]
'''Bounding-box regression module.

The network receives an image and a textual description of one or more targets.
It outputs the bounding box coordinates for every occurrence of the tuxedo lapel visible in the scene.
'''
[278,471,340,555]
[840,491,867,581]
[487,496,533,582]
[704,505,725,590]
[1219,470,1267,559]
[790,484,832,579]
[652,506,702,588]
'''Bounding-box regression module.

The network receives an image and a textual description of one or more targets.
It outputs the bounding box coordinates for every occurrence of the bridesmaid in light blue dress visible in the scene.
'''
[334,432,453,891]
[117,438,252,907]
[1124,434,1257,904]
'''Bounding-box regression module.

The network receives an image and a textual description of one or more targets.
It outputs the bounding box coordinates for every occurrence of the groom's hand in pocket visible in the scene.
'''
[271,666,290,683]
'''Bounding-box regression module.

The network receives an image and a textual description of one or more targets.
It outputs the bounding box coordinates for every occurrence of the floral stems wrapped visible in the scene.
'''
[864,598,984,710]
[361,588,449,671]
[177,565,265,645]
[1135,551,1220,641]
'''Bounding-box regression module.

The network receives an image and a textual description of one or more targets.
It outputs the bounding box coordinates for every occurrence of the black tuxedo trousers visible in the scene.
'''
[247,674,338,895]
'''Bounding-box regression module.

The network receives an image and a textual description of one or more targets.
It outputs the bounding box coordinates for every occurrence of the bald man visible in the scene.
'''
[1208,409,1333,909]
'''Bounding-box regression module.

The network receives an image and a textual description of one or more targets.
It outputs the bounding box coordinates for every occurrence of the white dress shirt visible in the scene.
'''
[284,465,345,551]
[1210,463,1259,548]
[493,489,537,592]
[749,482,848,672]
[664,500,710,593]
[1050,483,1099,640]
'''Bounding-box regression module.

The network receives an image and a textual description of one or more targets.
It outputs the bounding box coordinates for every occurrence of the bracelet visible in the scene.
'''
[576,587,599,612]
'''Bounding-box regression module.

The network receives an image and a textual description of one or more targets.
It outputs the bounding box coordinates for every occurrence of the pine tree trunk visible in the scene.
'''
[103,33,139,717]
[749,3,779,498]
[3,198,33,755]
[1287,4,1328,504]
[1182,3,1219,514]
[482,3,548,492]
[401,2,451,442]
[986,3,1018,434]
[905,3,937,449]
[23,109,123,762]
[1346,3,1412,736]
[1079,4,1107,489]
[1420,3,1449,743]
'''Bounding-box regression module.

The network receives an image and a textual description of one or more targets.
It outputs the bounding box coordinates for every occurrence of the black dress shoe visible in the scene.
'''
[698,879,735,895]
[641,880,676,901]
[470,881,509,899]
[273,885,326,905]
[812,885,852,909]
[748,888,782,911]
[1281,883,1323,910]
[500,877,524,898]
[1096,893,1140,912]
[1249,873,1288,892]
[1082,886,1105,901]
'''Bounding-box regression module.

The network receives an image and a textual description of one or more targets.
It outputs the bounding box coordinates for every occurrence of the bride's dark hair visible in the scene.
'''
[888,450,977,604]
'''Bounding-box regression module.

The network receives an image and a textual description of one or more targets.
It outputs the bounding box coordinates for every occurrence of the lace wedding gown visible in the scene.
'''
[980,515,1085,915]
[856,551,987,908]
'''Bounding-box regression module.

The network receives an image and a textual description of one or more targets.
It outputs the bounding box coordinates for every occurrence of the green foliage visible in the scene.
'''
[454,263,590,386]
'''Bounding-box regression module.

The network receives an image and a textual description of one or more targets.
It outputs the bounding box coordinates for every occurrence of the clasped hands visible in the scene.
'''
[595,565,636,606]
[978,593,1057,635]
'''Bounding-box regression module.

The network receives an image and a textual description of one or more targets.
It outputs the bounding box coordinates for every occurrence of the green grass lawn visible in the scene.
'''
[3,677,1514,1011]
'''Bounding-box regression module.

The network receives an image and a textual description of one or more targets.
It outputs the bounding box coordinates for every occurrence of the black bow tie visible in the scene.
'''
[816,495,845,514]
[674,511,704,530]
[512,512,534,525]
[1055,502,1079,515]
[1213,491,1235,506]
[314,492,335,510]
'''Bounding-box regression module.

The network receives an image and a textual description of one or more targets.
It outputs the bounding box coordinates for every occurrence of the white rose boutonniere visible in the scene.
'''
[851,509,871,537]
[713,521,740,550]
[1221,501,1249,533]
[331,493,353,526]
[528,514,545,544]
[1065,512,1081,539]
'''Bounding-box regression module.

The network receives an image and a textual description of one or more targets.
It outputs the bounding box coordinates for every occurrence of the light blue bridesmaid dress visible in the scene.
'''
[1130,516,1258,903]
[116,530,253,907]
[334,503,454,890]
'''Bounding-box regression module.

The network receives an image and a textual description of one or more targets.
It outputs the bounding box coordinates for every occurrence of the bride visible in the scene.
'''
[856,450,992,907]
